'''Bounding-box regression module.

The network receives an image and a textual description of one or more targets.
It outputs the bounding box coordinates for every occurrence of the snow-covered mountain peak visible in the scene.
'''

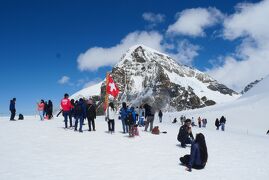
[72,45,239,112]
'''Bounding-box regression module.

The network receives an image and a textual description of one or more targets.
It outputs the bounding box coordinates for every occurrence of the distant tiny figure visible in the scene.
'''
[202,118,207,128]
[215,118,220,130]
[180,115,184,125]
[180,133,208,172]
[172,118,177,123]
[158,110,163,123]
[191,117,196,126]
[220,116,226,131]
[37,100,45,121]
[198,117,202,128]
[266,130,269,135]
[9,98,16,121]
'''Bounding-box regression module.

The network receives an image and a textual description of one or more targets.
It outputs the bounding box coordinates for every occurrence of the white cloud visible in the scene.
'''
[142,12,165,27]
[208,0,269,91]
[167,7,223,37]
[77,31,163,71]
[169,39,200,65]
[58,76,70,85]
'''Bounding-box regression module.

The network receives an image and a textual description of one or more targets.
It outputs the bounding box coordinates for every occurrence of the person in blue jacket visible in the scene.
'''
[180,133,208,172]
[9,98,16,121]
[74,98,87,133]
[119,102,129,133]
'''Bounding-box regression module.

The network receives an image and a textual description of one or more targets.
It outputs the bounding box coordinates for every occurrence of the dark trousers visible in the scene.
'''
[10,110,16,120]
[87,117,95,131]
[108,119,115,132]
[75,116,84,132]
[180,137,193,147]
[180,155,204,170]
[63,111,72,128]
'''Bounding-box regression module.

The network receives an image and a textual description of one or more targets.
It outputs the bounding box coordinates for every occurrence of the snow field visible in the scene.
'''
[0,115,268,180]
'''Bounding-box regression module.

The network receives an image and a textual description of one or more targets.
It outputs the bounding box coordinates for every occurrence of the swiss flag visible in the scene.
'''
[106,75,119,98]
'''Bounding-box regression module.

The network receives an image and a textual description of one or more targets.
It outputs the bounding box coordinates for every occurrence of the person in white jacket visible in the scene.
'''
[105,102,117,133]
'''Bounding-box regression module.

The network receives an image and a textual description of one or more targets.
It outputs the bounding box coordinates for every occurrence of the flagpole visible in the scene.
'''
[105,72,110,111]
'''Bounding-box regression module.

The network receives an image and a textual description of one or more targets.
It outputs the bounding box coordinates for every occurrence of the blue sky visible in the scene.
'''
[0,0,268,115]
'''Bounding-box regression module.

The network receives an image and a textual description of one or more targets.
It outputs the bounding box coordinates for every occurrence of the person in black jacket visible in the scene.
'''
[9,98,16,120]
[86,98,96,131]
[219,116,226,131]
[47,100,53,119]
[177,119,194,148]
[215,118,220,130]
[144,103,155,132]
[158,110,163,123]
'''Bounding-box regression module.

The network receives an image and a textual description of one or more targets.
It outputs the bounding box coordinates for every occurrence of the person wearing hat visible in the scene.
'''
[177,119,194,148]
[86,98,96,131]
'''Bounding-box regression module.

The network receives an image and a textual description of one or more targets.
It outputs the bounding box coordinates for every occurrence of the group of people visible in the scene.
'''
[215,116,226,131]
[177,118,208,172]
[37,100,53,120]
[117,102,156,136]
[60,93,96,133]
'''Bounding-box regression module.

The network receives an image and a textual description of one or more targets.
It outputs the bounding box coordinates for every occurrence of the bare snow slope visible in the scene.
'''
[0,116,268,180]
[172,76,269,135]
[70,81,103,100]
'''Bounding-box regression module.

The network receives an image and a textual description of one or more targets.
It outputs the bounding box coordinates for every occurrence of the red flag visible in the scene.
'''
[106,75,119,98]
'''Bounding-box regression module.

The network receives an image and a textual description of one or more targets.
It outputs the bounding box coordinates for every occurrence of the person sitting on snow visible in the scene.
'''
[180,133,208,172]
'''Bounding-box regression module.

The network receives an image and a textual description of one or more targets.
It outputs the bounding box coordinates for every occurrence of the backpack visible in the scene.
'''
[18,114,24,120]
[152,126,160,135]
[126,112,134,125]
[75,104,83,115]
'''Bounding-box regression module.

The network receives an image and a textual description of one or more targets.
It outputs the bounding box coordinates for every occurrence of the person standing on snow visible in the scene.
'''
[9,98,16,121]
[198,117,202,128]
[37,100,45,120]
[215,118,220,130]
[138,105,145,126]
[158,110,163,123]
[105,102,117,133]
[144,103,155,132]
[47,100,53,119]
[86,98,96,131]
[74,98,86,133]
[119,102,129,133]
[220,116,226,131]
[60,93,72,129]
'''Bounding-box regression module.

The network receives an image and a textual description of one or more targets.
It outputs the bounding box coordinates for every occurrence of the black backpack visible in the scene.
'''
[126,112,134,125]
[18,114,24,120]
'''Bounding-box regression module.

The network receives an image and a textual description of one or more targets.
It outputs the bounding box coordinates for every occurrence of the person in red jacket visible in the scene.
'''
[37,100,45,120]
[61,93,72,128]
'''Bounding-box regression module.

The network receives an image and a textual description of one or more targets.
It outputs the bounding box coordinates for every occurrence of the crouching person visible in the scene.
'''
[180,133,208,172]
[177,119,194,148]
